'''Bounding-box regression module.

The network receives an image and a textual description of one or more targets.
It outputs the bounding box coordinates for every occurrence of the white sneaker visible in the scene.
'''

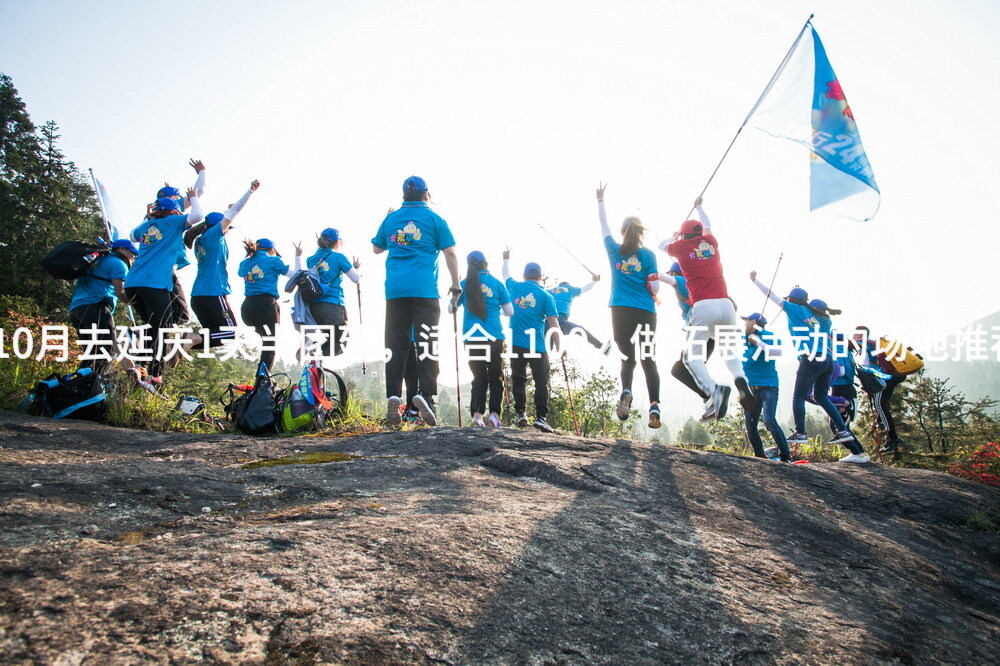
[386,396,402,426]
[412,395,437,426]
[472,414,486,427]
[829,429,856,444]
[699,396,717,422]
[488,413,503,428]
[616,390,632,421]
[839,452,870,464]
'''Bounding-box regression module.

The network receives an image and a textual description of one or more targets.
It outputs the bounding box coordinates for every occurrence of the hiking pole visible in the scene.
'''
[758,252,784,320]
[451,298,463,426]
[561,356,580,436]
[356,282,366,374]
[537,224,596,275]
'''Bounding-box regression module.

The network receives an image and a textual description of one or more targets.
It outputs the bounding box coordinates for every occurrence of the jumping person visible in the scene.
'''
[749,273,870,463]
[184,180,260,349]
[123,188,204,382]
[69,239,138,375]
[450,250,512,427]
[663,197,752,423]
[238,238,302,370]
[307,227,361,359]
[372,176,460,427]
[659,260,716,402]
[596,184,662,428]
[502,251,560,432]
[548,275,608,351]
[740,313,791,462]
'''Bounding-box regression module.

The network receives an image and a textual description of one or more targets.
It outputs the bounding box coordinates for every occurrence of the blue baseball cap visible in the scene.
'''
[669,261,681,274]
[787,287,809,301]
[157,186,181,198]
[467,250,486,264]
[524,262,542,278]
[742,312,767,327]
[156,196,181,212]
[204,212,225,226]
[321,227,340,242]
[809,298,829,311]
[111,239,138,253]
[403,175,428,193]
[256,238,275,249]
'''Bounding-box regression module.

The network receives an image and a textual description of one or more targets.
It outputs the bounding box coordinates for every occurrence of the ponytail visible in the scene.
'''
[620,216,646,257]
[243,239,258,258]
[464,258,488,320]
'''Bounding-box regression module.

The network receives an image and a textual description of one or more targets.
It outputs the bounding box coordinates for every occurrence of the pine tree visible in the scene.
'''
[0,74,103,317]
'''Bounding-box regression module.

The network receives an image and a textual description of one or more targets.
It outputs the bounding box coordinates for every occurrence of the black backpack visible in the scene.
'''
[40,241,111,280]
[292,272,324,303]
[29,367,107,421]
[222,363,284,435]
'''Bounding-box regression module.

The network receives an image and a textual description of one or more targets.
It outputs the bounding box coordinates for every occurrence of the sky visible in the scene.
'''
[2,0,999,425]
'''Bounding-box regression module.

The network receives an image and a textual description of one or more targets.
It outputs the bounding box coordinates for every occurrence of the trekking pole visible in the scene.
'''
[758,252,784,320]
[537,224,596,275]
[561,356,580,436]
[451,301,463,426]
[356,282,366,374]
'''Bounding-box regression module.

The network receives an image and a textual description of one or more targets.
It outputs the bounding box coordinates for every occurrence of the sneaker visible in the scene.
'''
[734,377,756,413]
[829,428,855,445]
[699,396,717,423]
[488,413,503,428]
[600,339,614,356]
[708,385,731,421]
[880,438,904,454]
[648,405,661,429]
[517,411,529,428]
[839,452,871,464]
[763,446,779,458]
[533,417,555,433]
[616,390,633,421]
[787,432,808,444]
[472,414,486,427]
[412,395,437,426]
[386,396,403,426]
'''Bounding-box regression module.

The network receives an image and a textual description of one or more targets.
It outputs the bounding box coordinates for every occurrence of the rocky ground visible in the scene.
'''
[0,410,998,665]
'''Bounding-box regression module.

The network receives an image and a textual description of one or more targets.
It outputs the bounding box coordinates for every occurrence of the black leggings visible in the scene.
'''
[190,295,237,348]
[241,294,280,370]
[467,340,504,416]
[672,337,715,401]
[70,299,114,375]
[873,375,905,441]
[311,301,348,358]
[509,345,550,419]
[611,306,659,404]
[124,286,177,378]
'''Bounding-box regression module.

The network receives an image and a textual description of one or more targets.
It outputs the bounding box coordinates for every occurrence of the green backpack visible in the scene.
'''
[277,364,349,432]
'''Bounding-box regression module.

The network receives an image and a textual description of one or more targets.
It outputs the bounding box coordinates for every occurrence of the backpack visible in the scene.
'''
[222,363,283,435]
[855,363,889,394]
[276,364,349,432]
[40,241,111,280]
[876,337,924,376]
[29,367,107,420]
[292,272,324,303]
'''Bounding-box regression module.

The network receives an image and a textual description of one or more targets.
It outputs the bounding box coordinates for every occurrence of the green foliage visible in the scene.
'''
[0,75,104,318]
[678,417,711,446]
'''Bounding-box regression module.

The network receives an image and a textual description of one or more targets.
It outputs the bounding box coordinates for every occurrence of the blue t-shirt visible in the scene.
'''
[238,251,289,298]
[671,275,692,322]
[457,271,511,341]
[371,202,456,300]
[782,301,832,357]
[604,236,657,313]
[506,278,558,352]
[831,351,856,386]
[69,254,128,313]
[742,330,780,388]
[191,224,230,297]
[547,284,582,319]
[124,214,190,290]
[307,248,354,305]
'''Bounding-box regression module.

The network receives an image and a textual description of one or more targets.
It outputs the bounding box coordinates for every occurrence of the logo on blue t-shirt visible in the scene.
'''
[390,222,423,246]
[244,265,266,283]
[615,255,643,274]
[514,292,537,309]
[140,225,164,246]
[688,240,716,260]
[481,284,494,298]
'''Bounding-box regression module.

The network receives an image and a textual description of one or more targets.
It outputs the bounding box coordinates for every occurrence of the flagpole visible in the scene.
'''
[682,14,814,221]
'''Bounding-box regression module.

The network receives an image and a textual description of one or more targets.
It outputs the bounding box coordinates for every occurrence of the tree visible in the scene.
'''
[0,74,103,317]
[905,376,999,454]
[678,417,711,446]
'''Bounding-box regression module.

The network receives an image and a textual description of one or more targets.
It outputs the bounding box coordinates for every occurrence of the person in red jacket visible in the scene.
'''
[663,197,753,422]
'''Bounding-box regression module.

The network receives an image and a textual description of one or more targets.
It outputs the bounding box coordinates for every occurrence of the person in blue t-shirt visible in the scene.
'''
[751,272,869,463]
[547,275,608,351]
[239,238,302,370]
[307,227,361,358]
[124,190,205,380]
[449,250,513,428]
[502,251,560,433]
[184,180,259,348]
[372,176,461,427]
[69,239,138,375]
[829,331,857,432]
[596,183,661,429]
[740,313,791,462]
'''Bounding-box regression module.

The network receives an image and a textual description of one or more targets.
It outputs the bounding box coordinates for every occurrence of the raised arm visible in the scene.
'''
[281,243,304,276]
[502,246,512,281]
[749,271,784,309]
[597,183,612,239]
[222,180,259,231]
[580,273,600,293]
[694,196,711,232]
[185,189,204,226]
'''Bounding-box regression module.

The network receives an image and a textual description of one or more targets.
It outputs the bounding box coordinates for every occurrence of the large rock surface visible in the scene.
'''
[0,410,998,664]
